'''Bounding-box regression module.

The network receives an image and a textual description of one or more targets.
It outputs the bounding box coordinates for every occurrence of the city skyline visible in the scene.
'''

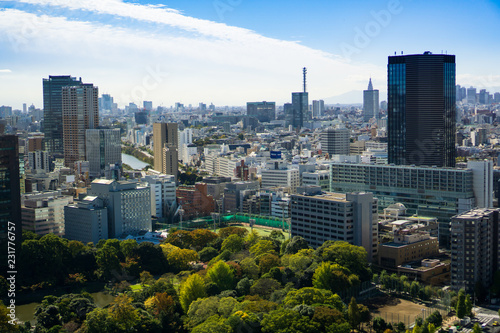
[1,0,500,108]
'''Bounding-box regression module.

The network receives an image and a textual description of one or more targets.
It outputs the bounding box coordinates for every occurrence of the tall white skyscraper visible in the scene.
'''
[363,78,379,122]
[312,100,325,118]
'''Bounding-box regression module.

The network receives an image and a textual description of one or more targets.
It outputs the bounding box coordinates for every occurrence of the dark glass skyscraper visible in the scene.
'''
[388,52,456,167]
[0,135,21,268]
[43,75,82,155]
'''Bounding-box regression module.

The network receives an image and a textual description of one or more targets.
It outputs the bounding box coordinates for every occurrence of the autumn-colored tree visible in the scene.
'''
[108,295,138,331]
[167,248,198,272]
[218,226,248,239]
[179,274,207,312]
[191,229,219,250]
[258,253,281,275]
[140,271,154,286]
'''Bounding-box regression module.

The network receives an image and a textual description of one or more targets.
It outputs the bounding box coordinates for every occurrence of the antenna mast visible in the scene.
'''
[303,67,307,93]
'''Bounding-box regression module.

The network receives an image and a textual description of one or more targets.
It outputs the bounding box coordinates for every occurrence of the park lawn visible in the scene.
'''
[214,225,291,241]
[130,284,146,292]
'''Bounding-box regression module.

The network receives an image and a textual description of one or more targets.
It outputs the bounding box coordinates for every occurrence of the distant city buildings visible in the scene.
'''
[388,52,456,167]
[363,78,379,121]
[247,101,276,123]
[312,100,325,118]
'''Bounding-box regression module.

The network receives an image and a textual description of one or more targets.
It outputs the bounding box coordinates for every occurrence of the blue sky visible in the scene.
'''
[1,0,500,109]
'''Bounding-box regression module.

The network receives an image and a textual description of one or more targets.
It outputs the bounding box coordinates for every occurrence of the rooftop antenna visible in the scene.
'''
[303,67,307,93]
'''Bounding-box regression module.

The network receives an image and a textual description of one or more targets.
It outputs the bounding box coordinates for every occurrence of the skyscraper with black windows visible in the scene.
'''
[388,52,456,167]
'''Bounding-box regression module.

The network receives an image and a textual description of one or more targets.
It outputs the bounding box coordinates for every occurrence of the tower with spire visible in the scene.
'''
[363,78,379,122]
[286,67,309,130]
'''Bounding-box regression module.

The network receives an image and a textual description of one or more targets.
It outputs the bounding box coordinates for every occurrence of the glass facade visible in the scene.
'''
[43,76,82,155]
[330,162,474,247]
[388,53,456,167]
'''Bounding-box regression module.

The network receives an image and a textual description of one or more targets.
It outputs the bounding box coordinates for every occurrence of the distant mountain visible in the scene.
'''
[322,90,362,105]
[322,89,387,105]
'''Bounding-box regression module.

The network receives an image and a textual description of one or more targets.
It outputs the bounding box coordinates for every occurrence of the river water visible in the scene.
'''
[16,291,116,324]
[122,153,149,170]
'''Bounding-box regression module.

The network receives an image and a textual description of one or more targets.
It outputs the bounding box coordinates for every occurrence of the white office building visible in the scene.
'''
[261,160,300,193]
[291,187,378,261]
[89,179,151,238]
[142,174,176,218]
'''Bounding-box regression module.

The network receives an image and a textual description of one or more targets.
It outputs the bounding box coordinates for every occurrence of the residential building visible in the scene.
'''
[43,75,82,155]
[21,191,73,237]
[62,83,99,167]
[312,100,325,118]
[85,128,121,178]
[89,179,151,238]
[363,78,380,121]
[291,187,378,260]
[451,208,500,292]
[64,196,108,244]
[28,150,50,174]
[153,123,178,178]
[388,52,456,167]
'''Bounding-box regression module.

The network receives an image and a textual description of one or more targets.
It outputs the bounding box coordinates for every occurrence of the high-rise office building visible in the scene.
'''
[247,101,276,123]
[153,123,178,178]
[363,78,380,121]
[388,52,456,167]
[451,208,500,292]
[143,101,153,111]
[312,100,325,118]
[62,83,99,167]
[286,68,309,130]
[320,127,350,155]
[43,76,82,155]
[287,92,308,129]
[99,94,114,111]
[85,128,122,178]
[0,135,21,257]
[467,87,477,104]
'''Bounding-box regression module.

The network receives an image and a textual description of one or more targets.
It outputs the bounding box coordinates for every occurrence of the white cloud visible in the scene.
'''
[0,2,385,106]
[0,69,12,73]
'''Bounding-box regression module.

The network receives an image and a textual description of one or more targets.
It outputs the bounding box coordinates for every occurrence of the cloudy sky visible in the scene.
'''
[1,0,500,109]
